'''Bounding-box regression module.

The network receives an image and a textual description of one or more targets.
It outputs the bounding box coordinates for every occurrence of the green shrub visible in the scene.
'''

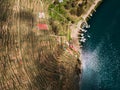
[70,8,77,15]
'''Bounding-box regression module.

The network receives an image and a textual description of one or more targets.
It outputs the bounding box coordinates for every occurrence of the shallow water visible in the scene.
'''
[80,0,120,90]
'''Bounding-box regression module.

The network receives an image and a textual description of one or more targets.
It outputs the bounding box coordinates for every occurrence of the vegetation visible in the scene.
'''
[0,0,81,90]
[48,0,89,39]
[48,0,86,22]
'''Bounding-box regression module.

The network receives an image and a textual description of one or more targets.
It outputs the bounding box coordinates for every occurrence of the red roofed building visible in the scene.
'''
[37,24,48,30]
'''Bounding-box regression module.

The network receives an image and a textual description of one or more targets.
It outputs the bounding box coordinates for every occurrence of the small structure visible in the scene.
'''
[38,12,45,18]
[37,24,48,30]
[58,0,63,3]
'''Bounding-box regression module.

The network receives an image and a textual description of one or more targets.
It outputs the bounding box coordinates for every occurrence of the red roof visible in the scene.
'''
[37,24,48,30]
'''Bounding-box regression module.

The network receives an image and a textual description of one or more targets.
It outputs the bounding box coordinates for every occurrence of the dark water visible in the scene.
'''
[80,0,120,90]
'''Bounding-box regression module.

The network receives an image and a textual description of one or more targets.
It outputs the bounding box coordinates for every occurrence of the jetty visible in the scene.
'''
[82,0,102,20]
[71,0,102,49]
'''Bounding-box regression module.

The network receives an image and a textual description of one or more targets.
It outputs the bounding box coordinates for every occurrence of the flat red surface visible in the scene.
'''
[37,24,48,30]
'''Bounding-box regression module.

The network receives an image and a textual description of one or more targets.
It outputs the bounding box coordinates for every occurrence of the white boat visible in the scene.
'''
[80,38,86,42]
[87,35,90,38]
[86,25,90,28]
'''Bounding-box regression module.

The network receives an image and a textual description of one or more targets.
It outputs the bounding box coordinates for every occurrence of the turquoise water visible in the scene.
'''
[80,0,120,90]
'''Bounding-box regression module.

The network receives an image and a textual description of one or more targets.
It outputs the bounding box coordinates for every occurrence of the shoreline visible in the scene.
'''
[76,0,103,88]
[70,0,102,52]
[69,0,102,81]
[82,0,102,21]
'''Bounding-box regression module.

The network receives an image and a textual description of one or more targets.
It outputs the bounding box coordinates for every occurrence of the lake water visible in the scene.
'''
[80,0,120,90]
